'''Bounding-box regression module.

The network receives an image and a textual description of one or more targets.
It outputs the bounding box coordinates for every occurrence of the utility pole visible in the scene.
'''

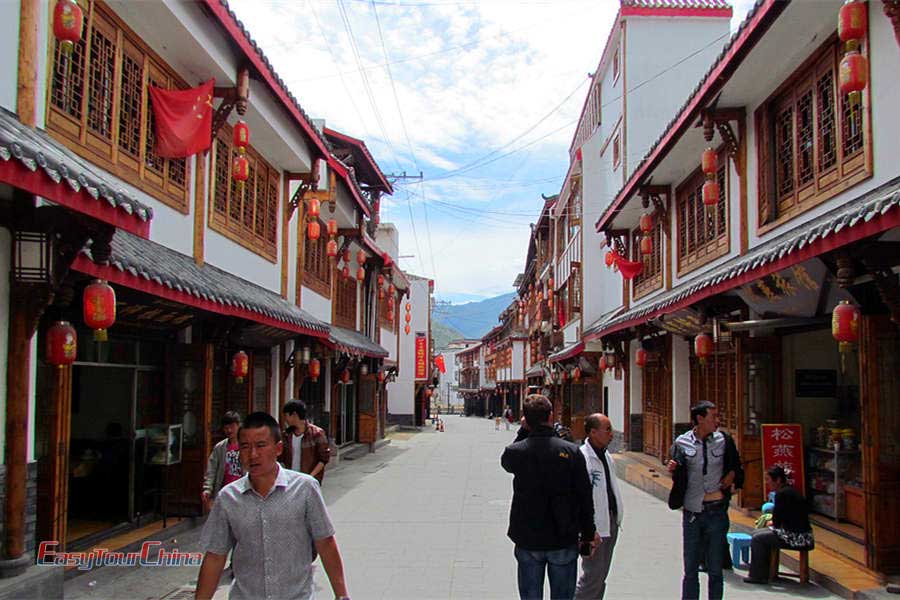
[384,171,424,184]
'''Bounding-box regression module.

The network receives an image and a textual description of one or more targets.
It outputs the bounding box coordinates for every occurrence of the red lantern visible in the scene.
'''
[694,333,713,366]
[838,0,867,43]
[341,265,350,279]
[389,284,396,297]
[231,351,249,383]
[573,367,581,381]
[233,120,250,154]
[702,179,719,207]
[307,220,321,241]
[548,296,554,310]
[377,274,385,288]
[405,303,411,313]
[308,358,321,382]
[832,300,860,352]
[232,155,249,184]
[701,147,717,176]
[83,279,116,341]
[53,0,83,56]
[377,370,386,383]
[640,236,653,256]
[635,348,647,368]
[548,277,554,289]
[327,219,338,237]
[605,250,615,268]
[598,355,607,372]
[356,266,365,282]
[341,369,351,384]
[343,248,351,263]
[404,324,411,335]
[326,239,338,258]
[839,47,868,102]
[405,312,411,324]
[308,198,321,218]
[640,213,654,234]
[357,249,366,266]
[46,321,77,367]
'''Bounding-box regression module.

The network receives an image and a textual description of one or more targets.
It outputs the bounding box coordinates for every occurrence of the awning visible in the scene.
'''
[586,176,900,342]
[0,108,152,237]
[548,341,584,363]
[72,229,328,338]
[525,364,544,379]
[326,325,389,358]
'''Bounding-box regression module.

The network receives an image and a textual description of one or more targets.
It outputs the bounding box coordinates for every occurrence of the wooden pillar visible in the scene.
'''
[201,343,214,471]
[193,154,207,266]
[16,0,38,127]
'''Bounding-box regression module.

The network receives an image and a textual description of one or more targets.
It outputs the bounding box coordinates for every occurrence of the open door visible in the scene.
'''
[358,375,377,444]
[643,337,671,463]
[860,315,900,573]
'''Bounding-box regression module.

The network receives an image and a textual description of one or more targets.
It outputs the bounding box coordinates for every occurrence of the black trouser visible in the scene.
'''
[748,528,783,581]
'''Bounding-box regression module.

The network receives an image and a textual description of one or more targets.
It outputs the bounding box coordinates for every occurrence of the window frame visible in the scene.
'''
[302,218,331,299]
[675,147,730,277]
[45,0,191,213]
[755,35,871,235]
[632,221,663,300]
[612,134,621,170]
[333,274,357,331]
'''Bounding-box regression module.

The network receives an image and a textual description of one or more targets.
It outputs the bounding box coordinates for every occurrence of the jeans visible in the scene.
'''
[514,545,579,600]
[682,503,729,600]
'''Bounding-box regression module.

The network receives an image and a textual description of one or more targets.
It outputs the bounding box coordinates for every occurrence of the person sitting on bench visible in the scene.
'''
[744,466,814,584]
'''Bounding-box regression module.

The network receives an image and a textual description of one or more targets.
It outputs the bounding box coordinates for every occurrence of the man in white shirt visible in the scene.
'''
[575,413,624,600]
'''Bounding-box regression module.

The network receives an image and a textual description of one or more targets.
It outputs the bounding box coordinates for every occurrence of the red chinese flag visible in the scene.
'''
[148,79,215,158]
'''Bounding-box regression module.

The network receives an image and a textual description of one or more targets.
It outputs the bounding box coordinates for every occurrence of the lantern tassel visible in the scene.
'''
[236,376,244,384]
[93,328,108,342]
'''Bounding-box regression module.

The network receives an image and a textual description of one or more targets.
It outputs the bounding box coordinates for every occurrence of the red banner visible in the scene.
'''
[761,423,806,497]
[434,354,446,374]
[148,79,215,158]
[415,333,427,380]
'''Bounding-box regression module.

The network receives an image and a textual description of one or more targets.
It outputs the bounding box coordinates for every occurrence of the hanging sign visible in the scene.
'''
[760,423,806,498]
[415,332,427,380]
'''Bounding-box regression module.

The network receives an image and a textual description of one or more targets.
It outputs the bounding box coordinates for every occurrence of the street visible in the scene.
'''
[66,416,840,599]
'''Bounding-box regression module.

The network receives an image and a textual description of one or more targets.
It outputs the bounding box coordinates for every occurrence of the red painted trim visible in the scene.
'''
[324,127,393,193]
[595,0,785,232]
[71,254,328,339]
[621,6,733,18]
[549,341,585,362]
[0,160,150,238]
[586,207,900,341]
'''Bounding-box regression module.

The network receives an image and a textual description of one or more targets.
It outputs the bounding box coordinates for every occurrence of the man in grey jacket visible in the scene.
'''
[201,411,242,511]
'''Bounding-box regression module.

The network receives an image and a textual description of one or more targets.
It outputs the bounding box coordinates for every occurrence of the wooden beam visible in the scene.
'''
[738,117,749,254]
[193,154,207,266]
[280,175,290,299]
[16,0,38,127]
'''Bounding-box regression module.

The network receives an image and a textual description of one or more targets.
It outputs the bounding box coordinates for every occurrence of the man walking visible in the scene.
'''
[502,395,598,600]
[195,412,349,600]
[280,400,330,484]
[667,401,743,600]
[201,411,242,511]
[575,414,624,600]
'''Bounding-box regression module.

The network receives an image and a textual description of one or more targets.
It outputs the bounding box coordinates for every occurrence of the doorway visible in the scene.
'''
[335,381,356,445]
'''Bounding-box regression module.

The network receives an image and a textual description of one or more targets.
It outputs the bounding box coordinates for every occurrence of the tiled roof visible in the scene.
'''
[621,0,732,9]
[77,229,328,336]
[0,108,153,225]
[587,176,900,340]
[328,325,389,358]
[548,342,585,363]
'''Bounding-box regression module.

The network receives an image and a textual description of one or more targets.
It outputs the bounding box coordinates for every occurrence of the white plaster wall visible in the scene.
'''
[629,342,643,415]
[270,347,280,415]
[603,371,626,430]
[204,228,281,292]
[300,287,332,324]
[409,278,430,380]
[563,321,579,345]
[512,340,524,381]
[375,224,400,261]
[0,229,9,463]
[624,17,730,180]
[671,336,691,424]
[0,2,21,114]
[380,327,397,362]
[283,339,294,404]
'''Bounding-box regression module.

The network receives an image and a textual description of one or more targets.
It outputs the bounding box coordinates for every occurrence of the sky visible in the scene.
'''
[230,0,757,305]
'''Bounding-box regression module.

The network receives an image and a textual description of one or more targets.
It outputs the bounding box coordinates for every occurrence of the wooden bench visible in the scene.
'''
[770,548,809,585]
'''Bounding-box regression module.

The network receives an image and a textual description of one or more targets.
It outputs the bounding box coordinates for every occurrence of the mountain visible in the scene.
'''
[432,320,465,353]
[432,292,517,340]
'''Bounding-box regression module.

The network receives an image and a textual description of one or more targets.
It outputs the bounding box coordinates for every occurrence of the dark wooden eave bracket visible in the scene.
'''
[640,185,671,230]
[211,67,250,139]
[604,229,630,257]
[696,107,745,172]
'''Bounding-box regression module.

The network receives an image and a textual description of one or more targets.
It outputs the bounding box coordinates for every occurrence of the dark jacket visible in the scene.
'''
[772,486,813,535]
[279,423,330,483]
[667,430,743,510]
[501,425,596,551]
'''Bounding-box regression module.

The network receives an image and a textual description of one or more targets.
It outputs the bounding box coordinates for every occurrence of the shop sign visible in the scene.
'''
[415,332,427,380]
[761,423,806,497]
[795,369,837,398]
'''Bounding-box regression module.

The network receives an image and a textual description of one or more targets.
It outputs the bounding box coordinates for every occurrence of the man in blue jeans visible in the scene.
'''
[502,395,599,599]
[667,401,743,600]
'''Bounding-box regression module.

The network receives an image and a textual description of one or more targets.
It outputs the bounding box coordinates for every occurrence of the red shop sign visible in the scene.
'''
[760,423,806,498]
[415,333,427,380]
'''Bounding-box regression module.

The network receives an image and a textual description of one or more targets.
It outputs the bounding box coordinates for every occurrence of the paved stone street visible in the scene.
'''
[65,416,840,599]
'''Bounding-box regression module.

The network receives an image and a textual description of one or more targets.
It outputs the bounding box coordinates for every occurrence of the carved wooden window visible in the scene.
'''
[690,350,737,432]
[47,0,189,212]
[334,276,357,330]
[756,38,870,230]
[566,263,581,320]
[632,221,663,300]
[210,124,279,262]
[676,150,729,275]
[303,220,331,298]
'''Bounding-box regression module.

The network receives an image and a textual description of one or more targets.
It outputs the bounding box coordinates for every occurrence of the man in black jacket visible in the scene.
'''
[501,395,598,600]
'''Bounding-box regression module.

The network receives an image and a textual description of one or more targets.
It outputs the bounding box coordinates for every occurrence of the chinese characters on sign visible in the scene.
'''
[761,424,806,498]
[415,332,427,380]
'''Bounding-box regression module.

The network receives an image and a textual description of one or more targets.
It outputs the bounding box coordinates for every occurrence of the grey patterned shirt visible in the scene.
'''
[200,464,336,600]
[674,429,727,513]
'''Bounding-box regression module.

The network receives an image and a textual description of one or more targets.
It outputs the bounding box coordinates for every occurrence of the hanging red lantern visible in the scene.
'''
[232,155,249,185]
[598,355,607,372]
[831,300,860,351]
[606,350,617,368]
[308,198,321,218]
[356,266,365,282]
[327,219,338,237]
[377,274,385,288]
[341,369,351,384]
[640,213,654,234]
[694,333,713,366]
[341,265,350,279]
[573,367,581,381]
[405,303,411,313]
[640,236,653,256]
[405,312,411,324]
[326,239,338,258]
[232,120,250,154]
[53,0,84,56]
[605,250,615,268]
[404,324,411,335]
[231,351,249,383]
[701,147,717,176]
[702,179,719,207]
[548,295,554,310]
[548,277,554,289]
[838,0,868,43]
[308,358,321,382]
[83,279,116,341]
[635,348,647,368]
[357,249,366,266]
[307,220,321,241]
[839,45,868,103]
[343,248,351,263]
[389,284,396,297]
[46,321,77,367]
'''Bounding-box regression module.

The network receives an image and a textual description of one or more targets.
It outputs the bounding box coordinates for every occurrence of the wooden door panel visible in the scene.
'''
[358,376,376,444]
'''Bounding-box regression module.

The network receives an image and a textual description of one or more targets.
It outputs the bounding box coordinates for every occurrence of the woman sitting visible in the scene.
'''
[744,466,814,584]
